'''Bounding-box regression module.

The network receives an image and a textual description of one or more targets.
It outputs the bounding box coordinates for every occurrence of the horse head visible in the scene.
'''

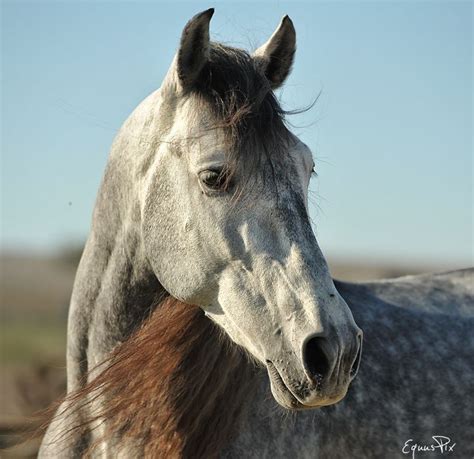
[129,9,362,409]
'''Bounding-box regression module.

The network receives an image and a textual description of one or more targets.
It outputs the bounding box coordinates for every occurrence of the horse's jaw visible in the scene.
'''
[204,250,362,411]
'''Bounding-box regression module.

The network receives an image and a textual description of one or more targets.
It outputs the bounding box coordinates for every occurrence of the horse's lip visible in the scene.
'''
[266,360,316,410]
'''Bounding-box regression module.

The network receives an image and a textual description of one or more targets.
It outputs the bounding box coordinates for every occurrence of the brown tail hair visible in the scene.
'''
[41,297,257,458]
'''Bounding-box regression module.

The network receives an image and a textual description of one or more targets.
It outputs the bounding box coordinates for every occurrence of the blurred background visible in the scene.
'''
[1,1,472,456]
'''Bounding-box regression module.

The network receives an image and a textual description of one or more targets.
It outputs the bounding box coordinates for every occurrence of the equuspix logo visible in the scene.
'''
[402,436,456,459]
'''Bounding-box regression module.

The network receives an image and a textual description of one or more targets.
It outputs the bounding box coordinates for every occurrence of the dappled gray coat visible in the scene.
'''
[225,269,474,458]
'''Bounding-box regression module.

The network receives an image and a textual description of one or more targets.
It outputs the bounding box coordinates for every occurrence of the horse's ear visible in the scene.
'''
[253,15,296,89]
[176,8,214,91]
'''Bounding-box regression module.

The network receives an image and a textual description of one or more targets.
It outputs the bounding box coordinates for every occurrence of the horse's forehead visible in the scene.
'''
[189,147,226,172]
[183,134,312,180]
[176,96,216,129]
[168,97,313,175]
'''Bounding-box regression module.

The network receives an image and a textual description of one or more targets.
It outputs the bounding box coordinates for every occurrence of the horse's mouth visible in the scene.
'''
[266,360,314,410]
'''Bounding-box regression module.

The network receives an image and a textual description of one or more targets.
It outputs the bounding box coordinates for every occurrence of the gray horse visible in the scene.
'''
[226,269,474,458]
[39,9,473,458]
[40,9,361,457]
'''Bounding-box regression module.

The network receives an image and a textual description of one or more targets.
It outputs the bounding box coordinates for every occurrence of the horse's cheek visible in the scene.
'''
[141,183,218,303]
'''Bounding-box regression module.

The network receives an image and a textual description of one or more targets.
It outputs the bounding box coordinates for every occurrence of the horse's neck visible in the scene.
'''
[68,90,172,379]
[68,173,165,385]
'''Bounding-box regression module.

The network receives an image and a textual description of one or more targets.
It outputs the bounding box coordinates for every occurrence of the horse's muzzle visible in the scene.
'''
[267,330,363,410]
[303,331,363,384]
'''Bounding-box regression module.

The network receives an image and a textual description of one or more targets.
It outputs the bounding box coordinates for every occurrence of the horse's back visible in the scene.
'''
[336,267,474,317]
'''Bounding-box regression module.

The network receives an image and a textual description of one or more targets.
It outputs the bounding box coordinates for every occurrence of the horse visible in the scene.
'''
[228,269,474,458]
[40,269,473,458]
[39,8,362,457]
[38,9,473,458]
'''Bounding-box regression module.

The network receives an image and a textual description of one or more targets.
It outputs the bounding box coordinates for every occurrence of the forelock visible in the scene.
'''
[189,43,291,192]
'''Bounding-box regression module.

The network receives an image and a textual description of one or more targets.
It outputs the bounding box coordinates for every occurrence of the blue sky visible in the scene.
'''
[1,1,472,267]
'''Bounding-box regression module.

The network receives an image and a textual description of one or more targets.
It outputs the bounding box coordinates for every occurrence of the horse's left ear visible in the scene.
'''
[176,8,214,91]
[253,15,296,89]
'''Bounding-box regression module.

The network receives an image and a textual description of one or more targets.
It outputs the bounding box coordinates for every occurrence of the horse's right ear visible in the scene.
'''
[253,15,296,89]
[175,8,214,91]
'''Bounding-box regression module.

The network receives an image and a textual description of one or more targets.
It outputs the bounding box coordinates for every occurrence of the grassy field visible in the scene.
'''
[0,254,72,455]
[1,320,66,365]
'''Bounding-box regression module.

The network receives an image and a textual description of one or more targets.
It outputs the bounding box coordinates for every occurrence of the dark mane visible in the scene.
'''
[44,298,256,458]
[37,44,298,458]
[192,43,291,191]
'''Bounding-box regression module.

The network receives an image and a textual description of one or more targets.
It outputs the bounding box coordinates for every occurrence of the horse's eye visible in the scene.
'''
[199,169,228,191]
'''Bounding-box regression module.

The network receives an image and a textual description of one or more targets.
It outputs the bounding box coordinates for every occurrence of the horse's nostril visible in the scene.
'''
[303,337,330,383]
